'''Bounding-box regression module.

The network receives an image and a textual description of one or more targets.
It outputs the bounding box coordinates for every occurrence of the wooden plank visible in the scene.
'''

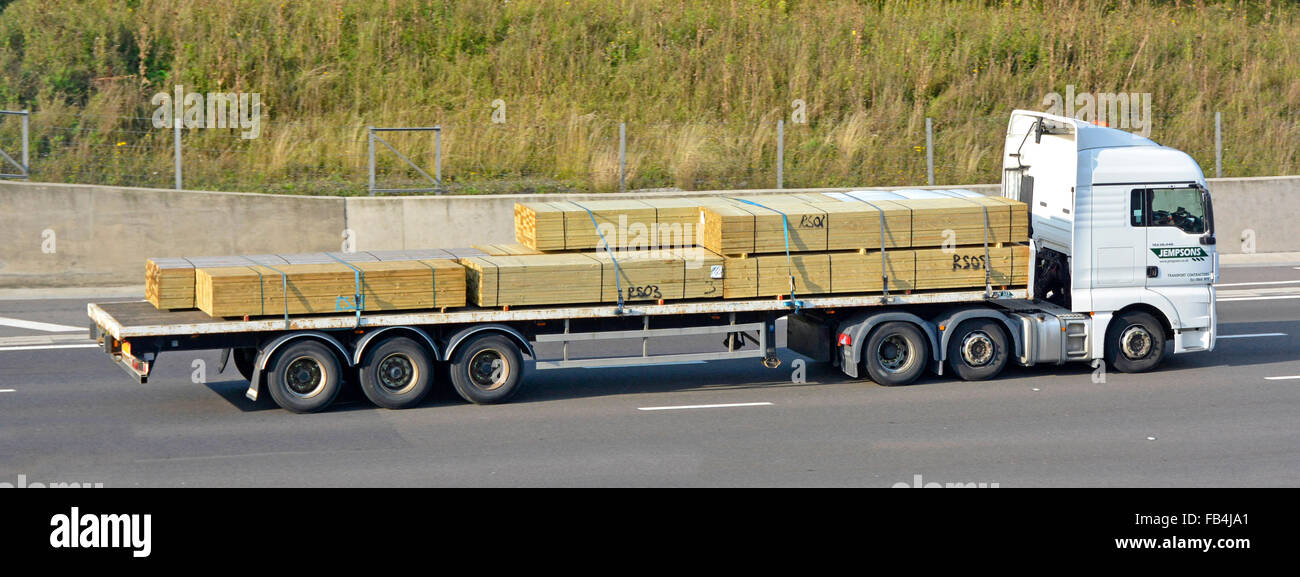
[912,246,1018,290]
[721,253,832,299]
[193,260,466,318]
[460,248,723,307]
[471,243,541,256]
[830,250,918,293]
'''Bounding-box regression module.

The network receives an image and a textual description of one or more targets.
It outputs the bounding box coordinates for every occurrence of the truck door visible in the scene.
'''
[1133,185,1216,340]
[1134,185,1215,288]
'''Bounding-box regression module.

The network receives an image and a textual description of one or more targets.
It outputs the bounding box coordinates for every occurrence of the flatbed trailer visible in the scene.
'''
[89,287,1043,411]
[88,111,1221,412]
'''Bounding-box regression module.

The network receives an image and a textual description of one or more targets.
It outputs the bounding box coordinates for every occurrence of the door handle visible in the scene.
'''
[1147,266,1159,278]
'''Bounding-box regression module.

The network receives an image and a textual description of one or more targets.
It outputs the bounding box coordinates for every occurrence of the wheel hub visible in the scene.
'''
[877,335,911,373]
[377,353,417,393]
[468,350,507,390]
[284,356,325,398]
[1119,325,1154,360]
[960,331,995,367]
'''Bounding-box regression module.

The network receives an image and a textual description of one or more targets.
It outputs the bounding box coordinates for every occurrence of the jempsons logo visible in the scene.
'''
[49,507,152,558]
[1151,246,1209,260]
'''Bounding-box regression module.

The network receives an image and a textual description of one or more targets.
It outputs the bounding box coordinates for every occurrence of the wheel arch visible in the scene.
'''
[352,326,442,366]
[1107,303,1173,341]
[838,312,939,379]
[246,331,352,403]
[934,308,1024,363]
[443,324,535,362]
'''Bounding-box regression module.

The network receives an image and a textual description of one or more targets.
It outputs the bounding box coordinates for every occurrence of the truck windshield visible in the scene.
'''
[1133,187,1208,235]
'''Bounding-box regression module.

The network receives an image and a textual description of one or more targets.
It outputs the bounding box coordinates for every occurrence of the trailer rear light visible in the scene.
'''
[121,340,131,356]
[837,333,852,346]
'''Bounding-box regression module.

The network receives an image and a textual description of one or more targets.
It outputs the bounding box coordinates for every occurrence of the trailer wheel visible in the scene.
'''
[358,336,434,409]
[266,340,343,413]
[448,334,524,404]
[1105,311,1166,373]
[862,322,929,386]
[946,320,1009,381]
[232,347,257,382]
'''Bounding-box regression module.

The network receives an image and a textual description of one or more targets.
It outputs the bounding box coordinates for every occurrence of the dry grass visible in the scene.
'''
[0,0,1296,195]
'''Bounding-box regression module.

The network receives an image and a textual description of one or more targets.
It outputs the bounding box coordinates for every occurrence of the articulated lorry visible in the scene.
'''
[88,110,1219,413]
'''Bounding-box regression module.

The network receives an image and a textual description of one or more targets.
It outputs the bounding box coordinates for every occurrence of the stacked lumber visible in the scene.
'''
[514,198,713,251]
[194,259,465,318]
[471,243,541,256]
[148,249,479,312]
[460,248,723,307]
[720,245,1030,299]
[698,194,1026,256]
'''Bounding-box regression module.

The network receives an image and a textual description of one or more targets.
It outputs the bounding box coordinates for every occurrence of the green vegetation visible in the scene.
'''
[0,0,1296,194]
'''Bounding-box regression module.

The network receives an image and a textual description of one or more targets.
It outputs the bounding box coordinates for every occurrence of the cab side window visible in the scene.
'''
[1130,187,1206,234]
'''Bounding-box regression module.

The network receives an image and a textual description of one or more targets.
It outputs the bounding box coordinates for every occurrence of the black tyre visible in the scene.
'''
[946,319,1010,381]
[266,340,343,413]
[1105,311,1166,373]
[358,336,434,410]
[232,347,257,382]
[448,334,525,404]
[862,322,929,386]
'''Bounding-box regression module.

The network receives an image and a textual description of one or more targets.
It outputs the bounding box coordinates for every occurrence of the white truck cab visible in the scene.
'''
[1002,109,1218,370]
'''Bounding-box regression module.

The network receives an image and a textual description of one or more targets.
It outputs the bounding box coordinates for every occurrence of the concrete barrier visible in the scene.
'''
[0,177,1292,287]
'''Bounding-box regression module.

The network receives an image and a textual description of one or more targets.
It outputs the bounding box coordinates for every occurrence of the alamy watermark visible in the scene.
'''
[1042,85,1152,137]
[152,85,262,139]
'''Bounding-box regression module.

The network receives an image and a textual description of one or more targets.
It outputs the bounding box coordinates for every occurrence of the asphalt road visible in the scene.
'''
[1,265,1297,487]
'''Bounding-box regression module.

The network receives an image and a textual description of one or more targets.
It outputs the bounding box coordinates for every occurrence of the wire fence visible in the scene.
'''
[0,108,1295,196]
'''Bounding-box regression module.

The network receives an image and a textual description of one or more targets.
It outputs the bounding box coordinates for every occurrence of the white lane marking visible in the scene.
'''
[1216,333,1288,339]
[1217,296,1300,302]
[0,343,100,352]
[1214,280,1300,287]
[0,334,94,347]
[1264,375,1300,381]
[0,316,85,333]
[638,402,774,411]
[0,389,14,393]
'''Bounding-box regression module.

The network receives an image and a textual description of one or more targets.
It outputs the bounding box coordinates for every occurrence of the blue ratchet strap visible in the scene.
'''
[236,258,268,318]
[847,197,891,299]
[571,201,626,314]
[727,198,803,311]
[936,191,995,297]
[256,261,291,329]
[326,253,366,326]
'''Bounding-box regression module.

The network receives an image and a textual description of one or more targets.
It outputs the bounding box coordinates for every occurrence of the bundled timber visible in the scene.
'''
[471,243,541,256]
[697,194,1028,256]
[514,198,717,251]
[720,245,1027,299]
[150,250,475,312]
[460,248,724,307]
[912,245,1031,290]
[194,259,466,318]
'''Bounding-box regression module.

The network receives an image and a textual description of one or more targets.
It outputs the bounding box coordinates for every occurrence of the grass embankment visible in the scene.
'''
[0,0,1296,194]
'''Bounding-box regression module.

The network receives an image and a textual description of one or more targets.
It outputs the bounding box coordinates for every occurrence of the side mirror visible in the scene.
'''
[1199,235,1216,246]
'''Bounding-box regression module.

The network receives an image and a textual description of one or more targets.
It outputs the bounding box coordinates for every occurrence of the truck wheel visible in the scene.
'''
[232,347,256,382]
[358,336,434,410]
[448,334,525,404]
[266,340,343,413]
[863,322,929,386]
[1106,311,1166,373]
[946,320,1009,381]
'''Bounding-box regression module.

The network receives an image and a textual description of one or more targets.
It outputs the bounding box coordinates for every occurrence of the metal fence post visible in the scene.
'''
[367,126,376,196]
[173,117,182,190]
[777,119,784,189]
[1215,111,1222,178]
[619,122,627,192]
[434,126,442,192]
[925,117,934,186]
[20,110,29,176]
